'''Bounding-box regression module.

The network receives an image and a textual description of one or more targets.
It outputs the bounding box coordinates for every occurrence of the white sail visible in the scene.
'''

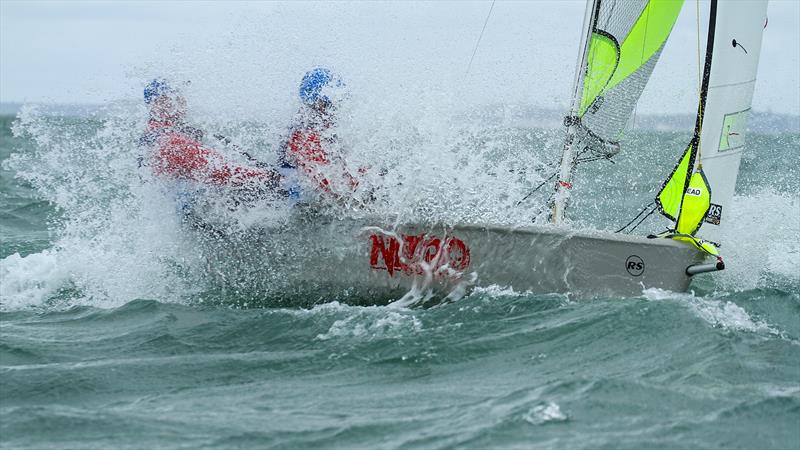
[697,0,768,242]
[648,0,768,254]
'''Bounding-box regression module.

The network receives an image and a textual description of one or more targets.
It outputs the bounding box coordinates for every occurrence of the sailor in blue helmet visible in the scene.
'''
[298,67,341,122]
[140,79,204,147]
[280,67,366,202]
[140,78,282,209]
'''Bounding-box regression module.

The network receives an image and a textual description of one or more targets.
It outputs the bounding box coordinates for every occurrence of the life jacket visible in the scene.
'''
[282,124,359,196]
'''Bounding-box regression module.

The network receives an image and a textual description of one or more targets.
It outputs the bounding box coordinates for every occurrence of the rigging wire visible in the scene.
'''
[615,201,656,234]
[626,205,657,233]
[516,141,614,207]
[466,0,496,75]
[516,171,557,206]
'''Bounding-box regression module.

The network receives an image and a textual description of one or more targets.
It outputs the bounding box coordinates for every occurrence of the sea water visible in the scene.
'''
[1,108,798,449]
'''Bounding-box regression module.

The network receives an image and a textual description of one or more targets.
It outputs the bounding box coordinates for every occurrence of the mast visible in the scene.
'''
[551,0,599,225]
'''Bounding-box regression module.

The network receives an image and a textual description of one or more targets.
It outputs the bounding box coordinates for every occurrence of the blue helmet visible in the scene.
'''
[298,67,343,105]
[143,78,177,104]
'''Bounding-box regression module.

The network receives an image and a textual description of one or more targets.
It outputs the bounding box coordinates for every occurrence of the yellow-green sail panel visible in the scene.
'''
[672,234,720,256]
[656,144,712,237]
[676,169,711,235]
[579,0,684,116]
[656,143,693,221]
[579,32,619,115]
[607,0,684,92]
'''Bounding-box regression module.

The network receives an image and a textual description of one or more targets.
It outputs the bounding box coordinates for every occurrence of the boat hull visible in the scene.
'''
[198,216,708,306]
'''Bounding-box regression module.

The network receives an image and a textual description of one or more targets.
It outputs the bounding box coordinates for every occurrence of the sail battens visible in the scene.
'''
[710,79,757,90]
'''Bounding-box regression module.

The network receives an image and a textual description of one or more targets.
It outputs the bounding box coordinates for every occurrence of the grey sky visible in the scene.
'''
[1,0,798,116]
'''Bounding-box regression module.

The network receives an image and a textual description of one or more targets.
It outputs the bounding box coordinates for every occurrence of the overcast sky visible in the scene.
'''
[1,0,798,116]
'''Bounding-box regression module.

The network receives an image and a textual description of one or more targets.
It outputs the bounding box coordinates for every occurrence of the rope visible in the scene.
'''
[695,0,705,164]
[627,206,657,233]
[517,137,617,207]
[466,0,496,75]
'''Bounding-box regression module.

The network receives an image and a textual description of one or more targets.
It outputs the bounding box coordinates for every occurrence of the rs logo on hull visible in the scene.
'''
[625,255,645,277]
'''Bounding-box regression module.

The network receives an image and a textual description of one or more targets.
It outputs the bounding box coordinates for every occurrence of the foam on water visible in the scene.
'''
[522,402,568,425]
[471,284,533,298]
[315,307,423,341]
[642,287,779,335]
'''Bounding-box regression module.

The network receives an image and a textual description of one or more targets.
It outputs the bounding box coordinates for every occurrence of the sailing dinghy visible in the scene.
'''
[204,0,768,304]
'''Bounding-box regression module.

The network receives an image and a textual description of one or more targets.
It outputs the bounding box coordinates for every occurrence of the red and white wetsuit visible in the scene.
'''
[284,125,361,197]
[144,120,279,190]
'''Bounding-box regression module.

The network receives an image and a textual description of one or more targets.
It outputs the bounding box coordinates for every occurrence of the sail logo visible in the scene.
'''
[625,255,645,277]
[685,187,703,196]
[705,203,723,225]
[369,234,471,277]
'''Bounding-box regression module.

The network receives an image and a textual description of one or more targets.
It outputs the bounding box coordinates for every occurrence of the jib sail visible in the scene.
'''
[653,0,717,255]
[653,0,714,242]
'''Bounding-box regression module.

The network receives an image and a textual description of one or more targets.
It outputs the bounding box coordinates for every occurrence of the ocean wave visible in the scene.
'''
[642,287,781,335]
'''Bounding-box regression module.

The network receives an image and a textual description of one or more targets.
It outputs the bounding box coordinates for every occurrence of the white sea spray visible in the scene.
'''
[716,191,800,290]
[523,401,568,425]
[3,106,208,308]
[643,287,779,335]
[0,250,67,310]
[1,83,561,310]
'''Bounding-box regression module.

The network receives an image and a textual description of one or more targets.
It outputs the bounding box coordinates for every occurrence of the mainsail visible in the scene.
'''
[692,0,768,243]
[553,0,685,224]
[654,0,768,253]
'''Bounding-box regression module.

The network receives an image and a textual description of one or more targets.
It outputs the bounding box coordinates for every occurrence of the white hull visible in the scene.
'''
[197,215,712,306]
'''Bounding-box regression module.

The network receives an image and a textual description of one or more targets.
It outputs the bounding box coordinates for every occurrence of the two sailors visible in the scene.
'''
[140,69,367,211]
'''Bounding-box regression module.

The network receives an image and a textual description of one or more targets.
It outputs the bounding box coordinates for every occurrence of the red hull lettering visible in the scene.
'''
[369,233,471,277]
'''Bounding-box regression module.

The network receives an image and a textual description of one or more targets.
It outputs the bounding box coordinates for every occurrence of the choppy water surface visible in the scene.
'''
[1,110,799,449]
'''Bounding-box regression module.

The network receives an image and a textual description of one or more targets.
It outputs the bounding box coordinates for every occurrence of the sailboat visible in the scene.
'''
[205,0,769,304]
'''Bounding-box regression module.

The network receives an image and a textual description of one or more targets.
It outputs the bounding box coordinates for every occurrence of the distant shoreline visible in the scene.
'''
[0,102,102,118]
[1,102,797,134]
